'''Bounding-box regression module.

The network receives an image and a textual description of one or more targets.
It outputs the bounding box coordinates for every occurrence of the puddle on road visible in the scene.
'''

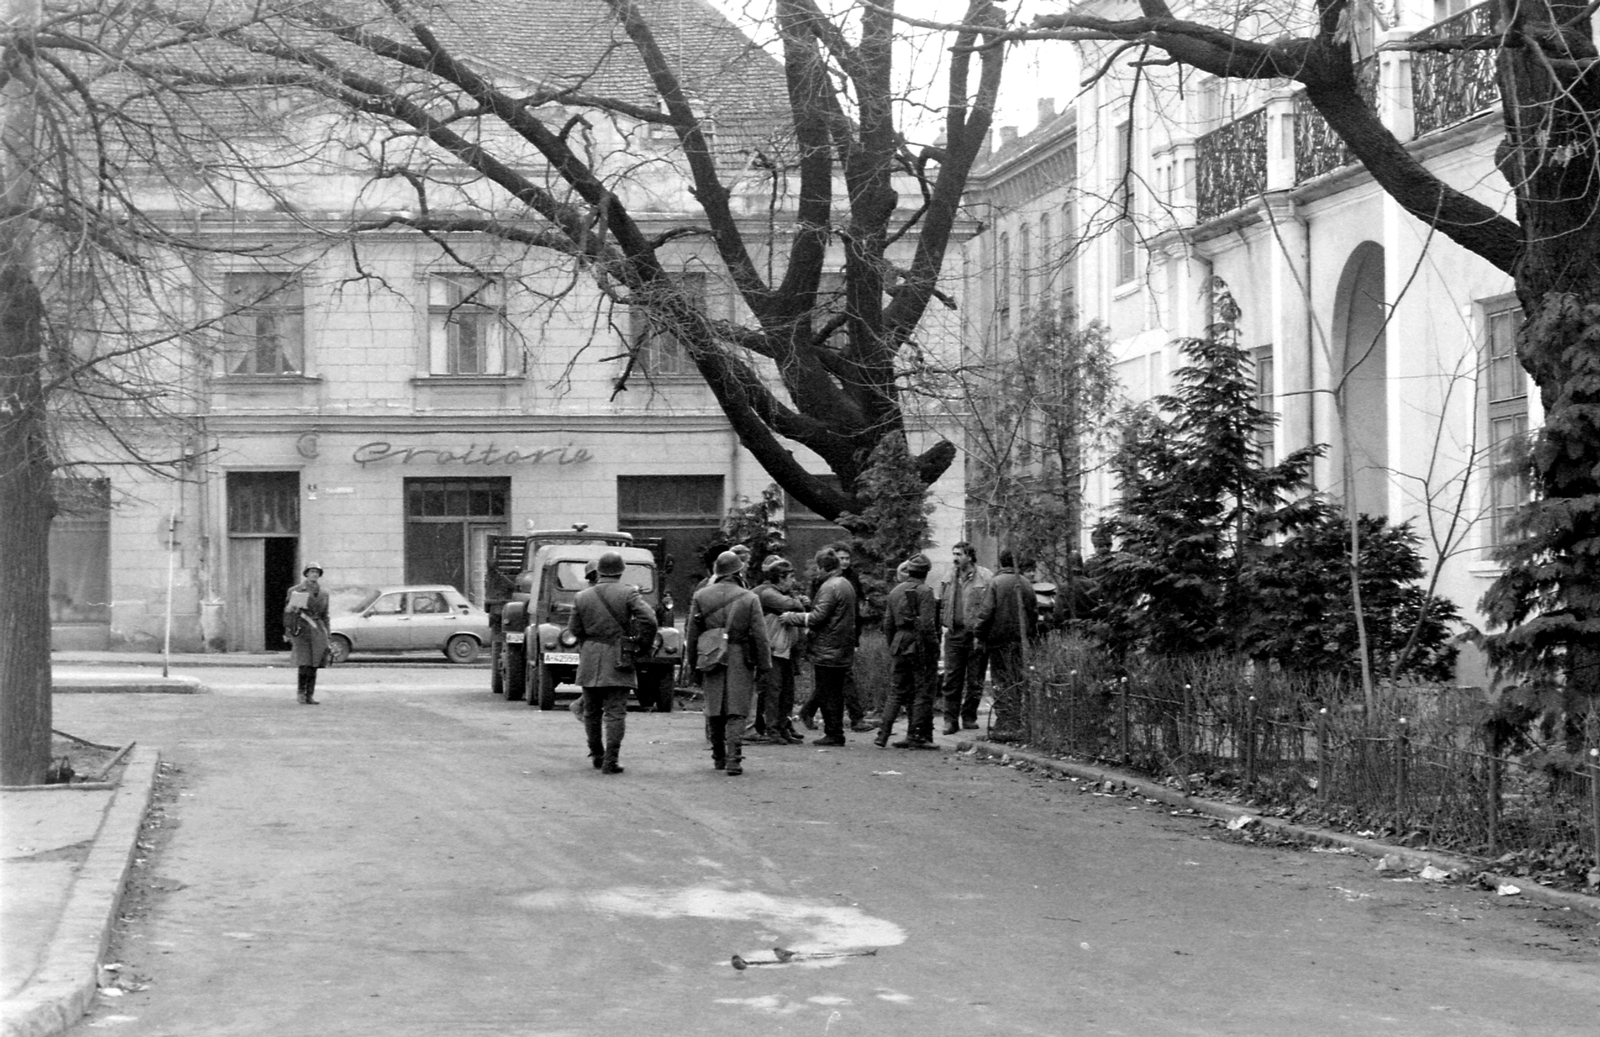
[518,883,905,966]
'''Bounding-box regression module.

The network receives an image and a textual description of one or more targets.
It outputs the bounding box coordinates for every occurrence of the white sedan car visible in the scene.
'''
[328,585,489,664]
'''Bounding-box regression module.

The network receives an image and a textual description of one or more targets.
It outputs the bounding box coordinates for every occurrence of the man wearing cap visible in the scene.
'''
[686,551,772,775]
[877,553,939,748]
[567,550,658,774]
[781,549,857,746]
[755,555,808,744]
[283,564,332,705]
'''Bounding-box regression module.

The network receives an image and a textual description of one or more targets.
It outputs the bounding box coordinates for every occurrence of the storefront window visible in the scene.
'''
[49,478,110,624]
[618,474,724,617]
[404,478,509,601]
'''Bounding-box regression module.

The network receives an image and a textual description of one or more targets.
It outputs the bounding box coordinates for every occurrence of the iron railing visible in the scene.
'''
[1411,1,1502,137]
[1293,56,1379,184]
[1195,105,1269,221]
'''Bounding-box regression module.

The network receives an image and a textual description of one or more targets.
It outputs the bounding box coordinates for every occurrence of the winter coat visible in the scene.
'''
[938,564,994,633]
[284,579,331,668]
[686,578,772,716]
[975,568,1038,645]
[567,577,658,690]
[755,583,808,660]
[883,578,939,659]
[783,573,856,667]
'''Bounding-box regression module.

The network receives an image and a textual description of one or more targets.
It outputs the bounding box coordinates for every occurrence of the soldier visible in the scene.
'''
[566,550,658,774]
[975,549,1038,739]
[284,563,332,705]
[686,551,772,775]
[876,553,939,748]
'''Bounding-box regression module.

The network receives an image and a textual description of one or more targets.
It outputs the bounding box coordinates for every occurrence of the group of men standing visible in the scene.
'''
[562,540,1037,775]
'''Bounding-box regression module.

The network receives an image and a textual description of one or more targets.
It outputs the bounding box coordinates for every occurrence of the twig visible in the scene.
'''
[91,742,137,783]
[51,729,118,751]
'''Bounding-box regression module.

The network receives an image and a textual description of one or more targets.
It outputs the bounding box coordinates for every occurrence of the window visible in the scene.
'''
[632,272,705,378]
[997,233,1011,336]
[1062,144,1079,320]
[404,477,509,599]
[223,272,303,375]
[1484,306,1529,547]
[617,474,724,618]
[228,471,300,535]
[370,592,405,616]
[409,591,448,615]
[429,274,506,376]
[1253,345,1277,469]
[1018,222,1032,325]
[1037,212,1053,298]
[1114,121,1138,285]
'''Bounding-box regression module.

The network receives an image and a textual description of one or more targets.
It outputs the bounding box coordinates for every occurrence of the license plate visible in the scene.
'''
[505,632,524,645]
[543,652,580,666]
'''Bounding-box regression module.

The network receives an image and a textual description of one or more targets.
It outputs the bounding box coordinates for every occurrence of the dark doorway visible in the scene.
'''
[404,478,509,601]
[264,538,298,649]
[617,475,724,622]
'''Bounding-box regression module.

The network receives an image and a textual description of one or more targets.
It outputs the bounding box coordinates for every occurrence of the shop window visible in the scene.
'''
[49,478,110,625]
[428,273,507,376]
[617,474,724,618]
[1484,306,1529,547]
[222,272,304,375]
[404,478,509,599]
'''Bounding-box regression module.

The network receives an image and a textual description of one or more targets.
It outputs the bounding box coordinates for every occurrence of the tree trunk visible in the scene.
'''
[0,260,54,786]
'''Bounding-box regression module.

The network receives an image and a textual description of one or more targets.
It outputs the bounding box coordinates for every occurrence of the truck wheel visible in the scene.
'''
[490,642,504,695]
[537,664,558,710]
[504,645,527,701]
[645,666,673,712]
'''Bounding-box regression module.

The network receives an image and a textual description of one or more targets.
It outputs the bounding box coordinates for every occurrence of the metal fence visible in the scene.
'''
[1017,641,1600,868]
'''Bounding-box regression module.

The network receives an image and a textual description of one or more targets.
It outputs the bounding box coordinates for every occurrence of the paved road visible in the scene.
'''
[56,664,1600,1036]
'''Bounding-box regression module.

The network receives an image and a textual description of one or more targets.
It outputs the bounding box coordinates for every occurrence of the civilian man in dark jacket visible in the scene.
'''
[876,553,939,749]
[781,549,857,746]
[974,549,1038,738]
[567,550,658,774]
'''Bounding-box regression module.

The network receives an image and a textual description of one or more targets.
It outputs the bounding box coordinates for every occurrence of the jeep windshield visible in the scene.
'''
[543,562,656,621]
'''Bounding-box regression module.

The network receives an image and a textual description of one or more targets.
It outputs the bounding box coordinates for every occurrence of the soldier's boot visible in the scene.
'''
[723,719,744,776]
[601,715,625,775]
[585,710,604,769]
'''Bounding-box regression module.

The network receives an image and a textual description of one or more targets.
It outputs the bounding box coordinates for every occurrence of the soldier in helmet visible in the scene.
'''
[566,550,657,774]
[283,563,332,704]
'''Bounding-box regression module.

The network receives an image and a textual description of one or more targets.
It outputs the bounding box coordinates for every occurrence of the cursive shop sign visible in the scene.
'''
[351,441,593,468]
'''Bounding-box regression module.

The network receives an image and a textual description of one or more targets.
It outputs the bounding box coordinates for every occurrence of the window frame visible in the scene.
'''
[631,271,708,380]
[426,272,509,378]
[1483,303,1530,549]
[220,271,306,377]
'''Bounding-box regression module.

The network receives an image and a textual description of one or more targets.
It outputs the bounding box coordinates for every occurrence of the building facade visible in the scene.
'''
[961,0,1526,682]
[47,1,965,653]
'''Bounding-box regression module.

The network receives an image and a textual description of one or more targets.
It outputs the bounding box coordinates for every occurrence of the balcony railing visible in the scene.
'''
[1195,106,1269,221]
[1293,56,1379,184]
[1195,12,1506,221]
[1410,1,1501,137]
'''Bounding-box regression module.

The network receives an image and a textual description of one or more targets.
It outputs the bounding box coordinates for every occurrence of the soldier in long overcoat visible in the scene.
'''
[877,553,939,748]
[284,563,331,705]
[686,551,772,775]
[567,550,658,774]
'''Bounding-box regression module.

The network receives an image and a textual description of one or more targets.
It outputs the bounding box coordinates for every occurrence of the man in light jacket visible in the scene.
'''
[781,549,857,746]
[567,550,658,774]
[687,551,773,775]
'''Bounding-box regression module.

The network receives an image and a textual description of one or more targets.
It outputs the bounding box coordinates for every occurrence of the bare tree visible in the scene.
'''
[81,0,1009,521]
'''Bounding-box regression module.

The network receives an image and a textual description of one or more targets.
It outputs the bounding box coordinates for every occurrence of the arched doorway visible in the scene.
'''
[1331,242,1389,518]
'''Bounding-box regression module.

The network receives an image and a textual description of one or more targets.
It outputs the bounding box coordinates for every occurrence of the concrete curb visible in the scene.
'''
[0,747,159,1037]
[53,677,204,695]
[959,738,1600,923]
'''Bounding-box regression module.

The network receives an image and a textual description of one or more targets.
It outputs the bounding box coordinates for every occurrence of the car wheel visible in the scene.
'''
[537,663,558,711]
[446,635,480,665]
[504,644,527,702]
[328,635,352,665]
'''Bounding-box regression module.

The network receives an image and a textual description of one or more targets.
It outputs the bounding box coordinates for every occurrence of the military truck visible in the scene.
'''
[485,525,681,711]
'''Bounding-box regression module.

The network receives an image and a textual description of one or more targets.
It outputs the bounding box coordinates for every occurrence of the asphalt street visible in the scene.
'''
[53,662,1600,1036]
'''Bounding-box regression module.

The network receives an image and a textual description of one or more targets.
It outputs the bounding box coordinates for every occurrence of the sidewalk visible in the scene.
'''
[0,747,160,1037]
[3,727,1595,1037]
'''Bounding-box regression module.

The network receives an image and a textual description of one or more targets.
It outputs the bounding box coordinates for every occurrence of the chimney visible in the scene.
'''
[1037,97,1056,125]
[998,126,1018,147]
